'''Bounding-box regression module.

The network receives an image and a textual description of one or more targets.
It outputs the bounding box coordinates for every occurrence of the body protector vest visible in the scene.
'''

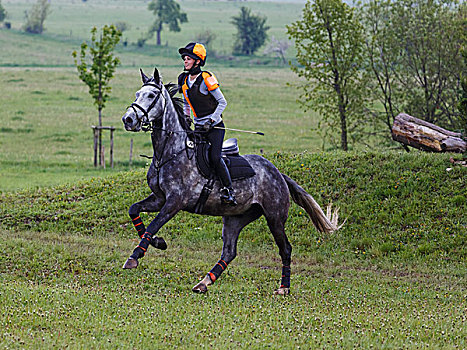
[180,71,220,119]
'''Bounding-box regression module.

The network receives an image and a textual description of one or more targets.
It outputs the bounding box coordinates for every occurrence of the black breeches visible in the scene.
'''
[205,121,225,167]
[202,121,233,188]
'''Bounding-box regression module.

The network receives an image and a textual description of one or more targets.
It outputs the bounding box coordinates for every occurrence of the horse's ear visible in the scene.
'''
[153,67,161,85]
[140,68,149,84]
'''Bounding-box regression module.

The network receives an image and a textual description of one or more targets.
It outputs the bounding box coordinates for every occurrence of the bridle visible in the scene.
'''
[127,80,193,169]
[128,82,167,130]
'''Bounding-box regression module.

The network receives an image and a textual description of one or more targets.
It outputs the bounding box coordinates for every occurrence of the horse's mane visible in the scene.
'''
[143,75,191,131]
[164,82,191,131]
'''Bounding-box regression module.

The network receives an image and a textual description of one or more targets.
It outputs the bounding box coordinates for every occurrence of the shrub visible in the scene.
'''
[23,0,51,34]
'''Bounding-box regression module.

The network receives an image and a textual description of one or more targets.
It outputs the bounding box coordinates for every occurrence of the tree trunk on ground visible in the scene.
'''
[391,113,466,153]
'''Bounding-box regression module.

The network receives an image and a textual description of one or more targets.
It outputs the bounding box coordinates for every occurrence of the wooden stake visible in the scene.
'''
[93,127,98,167]
[129,138,133,166]
[110,129,114,169]
[101,145,105,169]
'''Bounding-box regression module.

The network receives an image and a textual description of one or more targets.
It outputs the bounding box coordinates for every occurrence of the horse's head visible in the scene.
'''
[122,68,166,132]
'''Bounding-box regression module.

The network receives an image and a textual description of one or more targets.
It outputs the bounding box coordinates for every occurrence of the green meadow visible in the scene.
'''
[0,0,466,348]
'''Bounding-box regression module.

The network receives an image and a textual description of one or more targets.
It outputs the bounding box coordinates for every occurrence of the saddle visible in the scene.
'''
[195,138,256,180]
[191,137,255,214]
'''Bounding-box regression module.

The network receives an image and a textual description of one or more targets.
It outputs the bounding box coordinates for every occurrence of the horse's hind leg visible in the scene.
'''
[192,205,262,293]
[265,215,292,295]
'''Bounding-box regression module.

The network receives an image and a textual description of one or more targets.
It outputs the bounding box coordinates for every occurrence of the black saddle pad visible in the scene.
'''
[195,142,256,181]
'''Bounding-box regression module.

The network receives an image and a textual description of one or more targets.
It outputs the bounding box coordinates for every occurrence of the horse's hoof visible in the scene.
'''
[274,287,290,296]
[122,257,138,269]
[150,236,167,250]
[192,282,208,294]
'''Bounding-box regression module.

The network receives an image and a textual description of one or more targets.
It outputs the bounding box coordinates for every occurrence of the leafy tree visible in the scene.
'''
[361,0,465,136]
[23,0,50,34]
[232,7,270,55]
[72,25,121,166]
[459,27,467,135]
[148,0,187,46]
[0,0,7,23]
[460,45,467,134]
[456,3,467,134]
[393,0,464,127]
[287,0,368,151]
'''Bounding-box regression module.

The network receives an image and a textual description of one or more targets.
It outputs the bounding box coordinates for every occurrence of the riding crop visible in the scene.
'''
[213,126,264,136]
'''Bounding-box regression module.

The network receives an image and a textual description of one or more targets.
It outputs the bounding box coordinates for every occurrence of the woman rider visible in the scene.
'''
[178,42,237,206]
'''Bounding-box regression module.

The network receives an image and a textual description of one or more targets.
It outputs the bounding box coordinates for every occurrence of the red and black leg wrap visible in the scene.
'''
[208,259,228,283]
[129,232,168,260]
[281,265,291,289]
[130,214,146,238]
[130,232,152,260]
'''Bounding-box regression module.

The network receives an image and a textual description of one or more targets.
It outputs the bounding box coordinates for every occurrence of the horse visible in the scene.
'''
[121,68,342,295]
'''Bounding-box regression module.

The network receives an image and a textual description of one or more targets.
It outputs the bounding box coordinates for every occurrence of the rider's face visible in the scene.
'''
[183,56,199,71]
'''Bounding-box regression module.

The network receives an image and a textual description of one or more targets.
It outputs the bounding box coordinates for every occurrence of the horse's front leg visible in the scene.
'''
[123,199,181,269]
[128,193,166,239]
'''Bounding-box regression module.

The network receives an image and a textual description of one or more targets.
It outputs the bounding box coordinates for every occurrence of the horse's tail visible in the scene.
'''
[282,173,343,233]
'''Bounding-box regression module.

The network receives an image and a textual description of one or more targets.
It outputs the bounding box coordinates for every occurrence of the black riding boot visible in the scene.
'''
[216,158,237,206]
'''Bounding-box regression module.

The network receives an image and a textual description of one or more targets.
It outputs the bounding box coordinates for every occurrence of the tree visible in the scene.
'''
[232,7,270,55]
[287,0,368,151]
[148,0,187,46]
[457,5,467,134]
[460,52,467,134]
[23,0,50,34]
[361,0,465,138]
[72,25,121,167]
[0,0,7,23]
[393,0,464,128]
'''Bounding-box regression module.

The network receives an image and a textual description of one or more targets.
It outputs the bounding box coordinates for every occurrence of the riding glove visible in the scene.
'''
[203,119,214,131]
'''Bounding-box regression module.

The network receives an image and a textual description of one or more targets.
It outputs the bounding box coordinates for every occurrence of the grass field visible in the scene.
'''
[0,66,320,192]
[1,0,304,66]
[1,230,465,348]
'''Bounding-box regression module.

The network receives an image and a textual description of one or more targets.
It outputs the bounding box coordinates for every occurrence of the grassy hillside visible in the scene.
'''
[2,151,465,261]
[0,151,465,348]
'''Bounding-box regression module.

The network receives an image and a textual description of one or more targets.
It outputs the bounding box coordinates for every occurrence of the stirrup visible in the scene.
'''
[220,187,237,206]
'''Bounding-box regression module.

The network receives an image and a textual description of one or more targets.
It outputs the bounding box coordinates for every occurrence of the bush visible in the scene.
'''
[114,21,130,33]
[23,0,51,34]
[0,0,7,23]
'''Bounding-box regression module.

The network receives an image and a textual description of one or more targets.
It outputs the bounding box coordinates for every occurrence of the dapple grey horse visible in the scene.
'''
[121,68,341,295]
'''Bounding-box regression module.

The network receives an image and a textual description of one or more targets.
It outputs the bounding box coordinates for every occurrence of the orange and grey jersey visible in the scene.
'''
[179,71,227,126]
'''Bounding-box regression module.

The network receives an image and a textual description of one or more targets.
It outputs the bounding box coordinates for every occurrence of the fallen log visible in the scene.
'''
[391,113,466,153]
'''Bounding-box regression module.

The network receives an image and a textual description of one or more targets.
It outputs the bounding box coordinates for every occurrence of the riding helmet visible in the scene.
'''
[179,42,207,66]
